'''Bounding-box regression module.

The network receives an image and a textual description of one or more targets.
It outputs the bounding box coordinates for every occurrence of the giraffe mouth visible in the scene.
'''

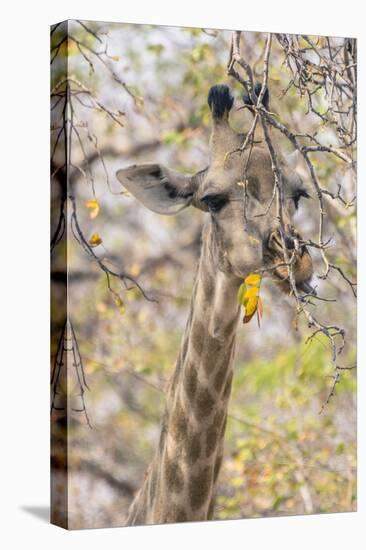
[296,279,317,296]
[263,229,316,296]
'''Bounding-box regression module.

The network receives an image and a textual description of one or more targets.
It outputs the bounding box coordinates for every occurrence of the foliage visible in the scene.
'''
[218,338,356,518]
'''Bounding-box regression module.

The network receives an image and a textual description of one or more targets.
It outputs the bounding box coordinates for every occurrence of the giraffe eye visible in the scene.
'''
[201,193,228,213]
[292,189,310,210]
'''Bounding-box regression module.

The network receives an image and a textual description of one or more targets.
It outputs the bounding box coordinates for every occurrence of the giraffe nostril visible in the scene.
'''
[285,235,295,250]
[265,230,282,253]
[266,230,298,253]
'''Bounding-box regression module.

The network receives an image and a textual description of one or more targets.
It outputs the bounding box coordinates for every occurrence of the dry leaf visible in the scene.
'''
[257,296,263,318]
[89,233,102,247]
[257,296,264,327]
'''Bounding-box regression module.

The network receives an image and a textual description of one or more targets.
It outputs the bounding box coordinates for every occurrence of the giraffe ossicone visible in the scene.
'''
[116,83,314,525]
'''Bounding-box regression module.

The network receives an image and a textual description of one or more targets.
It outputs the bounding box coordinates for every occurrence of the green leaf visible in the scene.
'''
[237,282,247,305]
[147,44,164,56]
[114,295,126,315]
[161,129,186,146]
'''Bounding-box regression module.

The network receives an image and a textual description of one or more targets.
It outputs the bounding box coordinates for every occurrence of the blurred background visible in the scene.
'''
[51,21,356,528]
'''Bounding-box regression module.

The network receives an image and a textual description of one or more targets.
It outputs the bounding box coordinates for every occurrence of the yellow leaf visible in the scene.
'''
[244,273,261,286]
[85,198,100,219]
[243,285,259,306]
[239,273,263,325]
[89,233,102,247]
[244,294,259,317]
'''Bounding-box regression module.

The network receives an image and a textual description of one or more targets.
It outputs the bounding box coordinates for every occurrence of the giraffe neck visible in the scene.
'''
[127,221,242,525]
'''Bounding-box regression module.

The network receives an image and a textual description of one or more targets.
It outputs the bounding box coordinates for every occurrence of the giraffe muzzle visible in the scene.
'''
[264,228,315,295]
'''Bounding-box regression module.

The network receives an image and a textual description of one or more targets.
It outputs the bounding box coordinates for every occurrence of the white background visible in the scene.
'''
[1,1,364,548]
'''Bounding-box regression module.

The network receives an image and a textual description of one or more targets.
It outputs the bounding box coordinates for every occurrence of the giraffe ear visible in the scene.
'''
[116,163,198,215]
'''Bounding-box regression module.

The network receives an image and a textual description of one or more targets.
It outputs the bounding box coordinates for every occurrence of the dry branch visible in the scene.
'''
[227,31,356,411]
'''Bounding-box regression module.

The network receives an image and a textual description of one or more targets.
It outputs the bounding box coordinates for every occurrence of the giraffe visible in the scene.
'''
[116,84,314,525]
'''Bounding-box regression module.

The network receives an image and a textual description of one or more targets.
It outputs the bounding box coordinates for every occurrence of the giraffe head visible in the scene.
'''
[117,84,314,295]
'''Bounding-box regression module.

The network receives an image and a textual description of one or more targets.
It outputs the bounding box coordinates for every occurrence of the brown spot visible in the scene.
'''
[127,499,145,526]
[206,426,219,457]
[164,454,184,493]
[202,274,214,298]
[176,507,188,522]
[213,364,228,394]
[183,361,198,400]
[206,410,225,457]
[191,318,204,356]
[207,497,216,519]
[158,411,168,452]
[213,454,223,484]
[223,317,238,339]
[169,399,187,442]
[223,371,233,400]
[184,431,202,465]
[181,334,189,361]
[129,483,149,525]
[148,468,157,507]
[164,505,188,523]
[248,175,261,201]
[169,358,182,394]
[195,387,215,418]
[215,409,226,427]
[220,414,227,438]
[202,335,223,375]
[185,302,194,327]
[188,466,213,511]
